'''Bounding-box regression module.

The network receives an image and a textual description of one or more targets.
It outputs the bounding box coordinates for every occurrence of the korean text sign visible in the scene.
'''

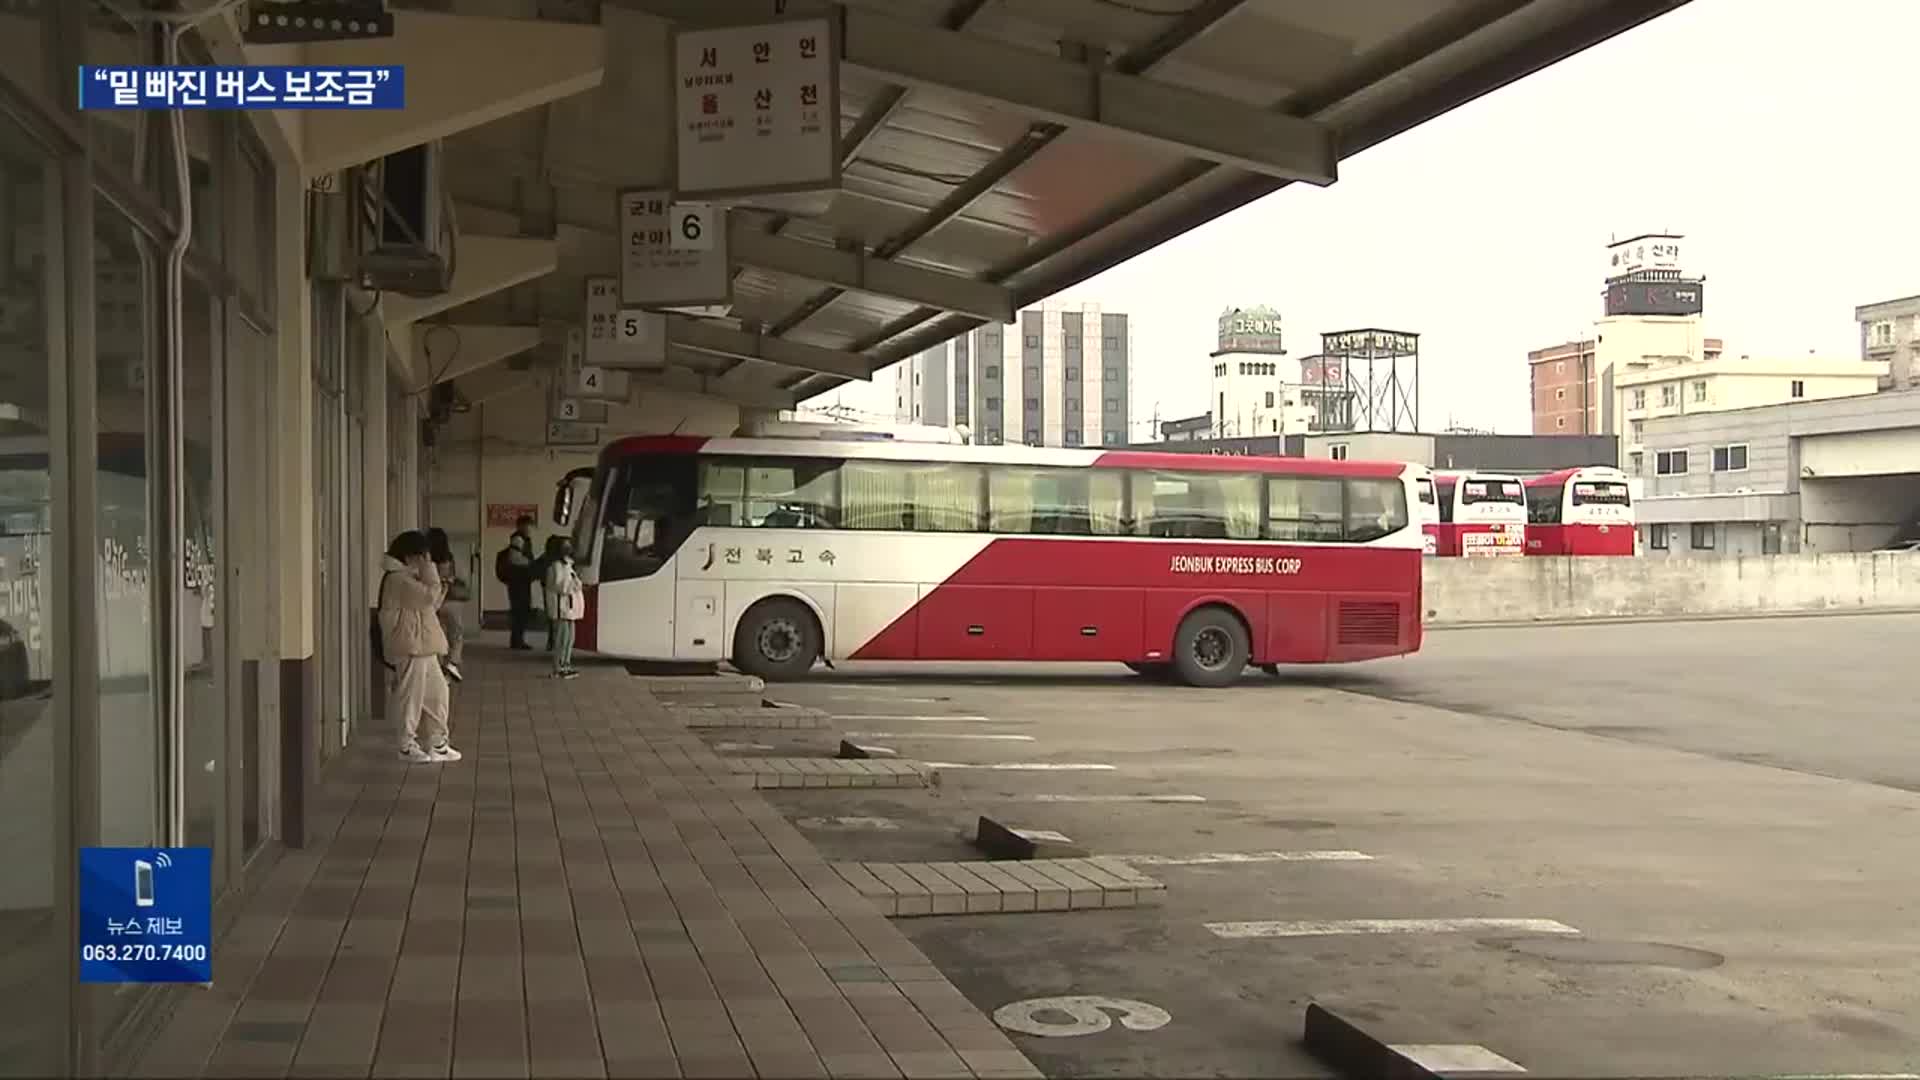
[79,847,213,984]
[78,67,404,110]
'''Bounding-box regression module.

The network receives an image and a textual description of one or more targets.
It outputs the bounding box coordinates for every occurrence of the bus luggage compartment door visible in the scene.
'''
[677,582,724,660]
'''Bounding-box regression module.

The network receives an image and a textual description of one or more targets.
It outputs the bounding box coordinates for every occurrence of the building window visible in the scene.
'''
[1104,397,1119,410]
[1660,384,1677,407]
[1065,366,1079,381]
[1711,444,1748,472]
[1103,431,1120,446]
[1630,419,1644,443]
[1556,417,1566,429]
[1065,397,1080,412]
[1024,334,1040,348]
[1065,335,1081,351]
[1024,430,1041,445]
[1649,524,1670,550]
[1555,388,1565,400]
[1065,430,1082,446]
[1271,419,1279,433]
[1655,449,1689,475]
[1024,397,1039,411]
[984,364,999,378]
[1026,365,1040,381]
[1265,391,1275,408]
[985,397,1000,412]
[1631,388,1647,410]
[1762,522,1783,554]
[1692,379,1707,402]
[1690,523,1715,550]
[1869,320,1895,348]
[1104,335,1118,348]
[1555,361,1565,373]
[1791,379,1805,398]
[1329,443,1349,461]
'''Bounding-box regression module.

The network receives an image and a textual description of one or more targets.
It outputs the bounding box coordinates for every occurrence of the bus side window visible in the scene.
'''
[1344,479,1408,542]
[746,458,840,529]
[698,461,746,526]
[1266,476,1343,542]
[1133,471,1258,540]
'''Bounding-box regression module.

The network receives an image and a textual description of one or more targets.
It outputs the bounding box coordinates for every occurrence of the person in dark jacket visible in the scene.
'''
[502,516,537,650]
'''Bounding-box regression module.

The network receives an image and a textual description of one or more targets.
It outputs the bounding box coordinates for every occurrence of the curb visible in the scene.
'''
[1426,605,1920,632]
[1301,1003,1441,1080]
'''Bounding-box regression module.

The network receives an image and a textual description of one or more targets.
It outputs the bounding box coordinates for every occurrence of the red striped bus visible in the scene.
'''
[1524,466,1635,555]
[552,430,1426,687]
[1428,471,1527,557]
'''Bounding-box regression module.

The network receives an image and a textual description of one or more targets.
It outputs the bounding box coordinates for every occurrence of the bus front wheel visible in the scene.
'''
[733,598,820,682]
[1171,607,1249,688]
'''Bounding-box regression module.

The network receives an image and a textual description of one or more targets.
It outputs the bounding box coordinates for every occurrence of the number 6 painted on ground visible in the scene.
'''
[991,996,1171,1038]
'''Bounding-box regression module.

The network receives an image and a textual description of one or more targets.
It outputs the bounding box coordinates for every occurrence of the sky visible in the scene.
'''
[815,0,1920,437]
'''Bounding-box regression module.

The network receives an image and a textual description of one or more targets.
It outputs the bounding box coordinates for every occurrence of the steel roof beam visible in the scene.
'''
[839,7,1336,186]
[732,226,1014,325]
[665,316,872,382]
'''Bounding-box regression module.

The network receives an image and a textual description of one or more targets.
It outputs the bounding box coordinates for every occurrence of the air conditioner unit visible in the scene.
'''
[354,141,454,298]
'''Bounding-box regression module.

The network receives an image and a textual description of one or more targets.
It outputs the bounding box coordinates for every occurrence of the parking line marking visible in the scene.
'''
[1390,1044,1526,1073]
[1205,917,1581,939]
[924,762,1117,771]
[830,714,1001,723]
[796,816,901,831]
[1026,794,1207,803]
[845,732,1036,741]
[1115,850,1372,866]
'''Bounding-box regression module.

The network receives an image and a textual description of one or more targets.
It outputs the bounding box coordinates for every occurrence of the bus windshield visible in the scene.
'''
[1572,481,1631,506]
[1461,479,1523,505]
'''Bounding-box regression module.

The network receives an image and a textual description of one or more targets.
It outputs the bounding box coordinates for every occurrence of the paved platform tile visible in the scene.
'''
[729,757,935,789]
[833,858,1164,918]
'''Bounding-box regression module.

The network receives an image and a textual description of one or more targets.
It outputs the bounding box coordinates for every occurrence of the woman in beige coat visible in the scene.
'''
[377,530,461,763]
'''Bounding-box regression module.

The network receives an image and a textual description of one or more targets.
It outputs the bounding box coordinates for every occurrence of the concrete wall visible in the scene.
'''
[1424,552,1920,625]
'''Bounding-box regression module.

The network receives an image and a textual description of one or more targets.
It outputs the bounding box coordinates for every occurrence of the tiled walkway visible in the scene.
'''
[135,646,1043,1080]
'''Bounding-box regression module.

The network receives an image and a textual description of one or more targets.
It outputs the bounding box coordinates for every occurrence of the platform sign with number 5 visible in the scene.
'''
[670,203,714,251]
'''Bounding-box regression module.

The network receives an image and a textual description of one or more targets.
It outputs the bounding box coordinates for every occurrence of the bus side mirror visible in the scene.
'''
[553,484,574,527]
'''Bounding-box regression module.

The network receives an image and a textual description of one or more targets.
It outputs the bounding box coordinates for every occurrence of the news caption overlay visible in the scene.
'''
[79,848,213,984]
[77,66,404,110]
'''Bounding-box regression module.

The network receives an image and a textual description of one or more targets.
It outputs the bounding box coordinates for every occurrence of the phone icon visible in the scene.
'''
[134,860,155,908]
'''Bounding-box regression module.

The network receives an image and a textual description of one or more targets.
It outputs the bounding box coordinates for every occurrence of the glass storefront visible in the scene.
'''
[0,5,378,1071]
[0,102,64,1080]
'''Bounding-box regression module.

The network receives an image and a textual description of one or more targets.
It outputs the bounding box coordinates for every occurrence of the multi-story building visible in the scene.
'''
[1634,389,1920,557]
[894,303,1130,446]
[1856,293,1920,389]
[1615,354,1885,473]
[1530,332,1724,434]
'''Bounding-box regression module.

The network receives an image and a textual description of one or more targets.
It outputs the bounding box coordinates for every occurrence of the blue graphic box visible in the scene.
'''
[78,847,213,984]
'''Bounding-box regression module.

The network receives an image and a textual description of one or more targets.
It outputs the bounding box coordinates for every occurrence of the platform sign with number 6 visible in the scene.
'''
[617,188,730,309]
[670,203,714,251]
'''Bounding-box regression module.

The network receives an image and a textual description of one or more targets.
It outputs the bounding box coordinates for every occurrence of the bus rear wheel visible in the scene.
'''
[1171,606,1249,688]
[733,598,820,682]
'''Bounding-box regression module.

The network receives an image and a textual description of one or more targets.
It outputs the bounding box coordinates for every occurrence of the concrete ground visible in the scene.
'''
[699,613,1920,1079]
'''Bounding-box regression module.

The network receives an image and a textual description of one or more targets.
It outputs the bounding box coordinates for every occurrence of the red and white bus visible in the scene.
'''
[552,432,1426,687]
[1524,466,1635,555]
[1428,471,1527,557]
[1408,464,1439,555]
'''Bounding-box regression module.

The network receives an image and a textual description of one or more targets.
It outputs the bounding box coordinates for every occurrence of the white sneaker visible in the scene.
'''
[444,662,464,684]
[398,743,432,763]
[427,742,463,762]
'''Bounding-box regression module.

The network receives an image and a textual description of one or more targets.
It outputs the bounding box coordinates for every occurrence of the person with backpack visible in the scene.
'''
[426,527,466,684]
[544,536,585,679]
[534,534,565,653]
[496,515,538,650]
[376,530,461,763]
